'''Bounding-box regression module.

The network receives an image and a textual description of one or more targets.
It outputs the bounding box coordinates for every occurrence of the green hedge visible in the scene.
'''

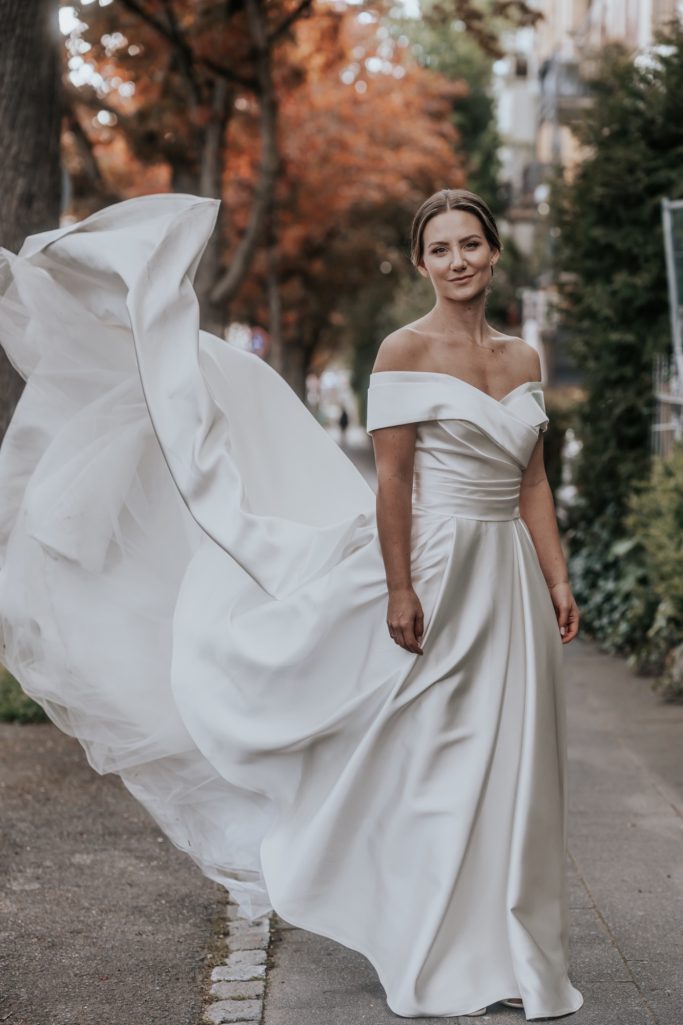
[0,669,48,723]
[568,443,683,702]
[625,443,683,700]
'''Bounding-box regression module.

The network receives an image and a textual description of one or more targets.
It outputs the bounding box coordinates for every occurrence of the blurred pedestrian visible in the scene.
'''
[338,405,349,442]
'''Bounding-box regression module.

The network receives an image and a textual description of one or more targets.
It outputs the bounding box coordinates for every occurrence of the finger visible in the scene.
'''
[561,614,578,642]
[404,612,423,652]
[412,614,424,654]
[404,625,423,655]
[565,607,580,642]
[395,626,409,651]
[396,623,421,654]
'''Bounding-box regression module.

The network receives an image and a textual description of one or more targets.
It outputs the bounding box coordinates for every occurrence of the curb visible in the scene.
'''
[202,899,273,1024]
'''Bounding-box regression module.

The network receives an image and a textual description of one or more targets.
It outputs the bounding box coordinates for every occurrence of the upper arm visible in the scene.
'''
[520,434,547,489]
[371,423,418,487]
[516,342,547,489]
[370,328,420,484]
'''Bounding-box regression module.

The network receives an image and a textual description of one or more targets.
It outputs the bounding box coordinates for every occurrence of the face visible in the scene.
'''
[417,208,499,298]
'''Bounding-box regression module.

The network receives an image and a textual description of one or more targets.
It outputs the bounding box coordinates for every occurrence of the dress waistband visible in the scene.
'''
[411,468,521,521]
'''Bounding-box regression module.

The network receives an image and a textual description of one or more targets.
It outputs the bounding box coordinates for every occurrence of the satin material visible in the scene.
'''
[0,195,583,1020]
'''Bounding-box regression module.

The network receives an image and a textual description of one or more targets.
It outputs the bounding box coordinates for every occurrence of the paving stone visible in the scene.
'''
[228,930,269,951]
[203,998,262,1023]
[228,949,267,966]
[211,963,266,982]
[211,980,265,1000]
[229,917,270,934]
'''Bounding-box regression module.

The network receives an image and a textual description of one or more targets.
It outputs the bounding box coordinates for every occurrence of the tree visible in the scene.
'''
[225,8,466,395]
[64,0,313,331]
[63,1,465,396]
[550,20,683,646]
[553,24,683,540]
[420,0,541,60]
[0,0,62,437]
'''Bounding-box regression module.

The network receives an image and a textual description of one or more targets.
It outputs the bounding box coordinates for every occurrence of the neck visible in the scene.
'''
[427,295,491,347]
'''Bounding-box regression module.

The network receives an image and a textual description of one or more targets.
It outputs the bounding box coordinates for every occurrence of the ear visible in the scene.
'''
[490,247,501,269]
[416,262,429,279]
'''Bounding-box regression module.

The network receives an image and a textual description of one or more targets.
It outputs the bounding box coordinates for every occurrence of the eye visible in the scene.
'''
[466,242,479,249]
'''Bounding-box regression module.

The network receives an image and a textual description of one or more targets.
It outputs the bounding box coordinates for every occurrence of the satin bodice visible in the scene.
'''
[366,370,549,521]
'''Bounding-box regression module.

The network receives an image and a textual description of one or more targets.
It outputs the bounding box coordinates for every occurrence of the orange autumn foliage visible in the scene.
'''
[63,1,469,367]
[224,8,467,346]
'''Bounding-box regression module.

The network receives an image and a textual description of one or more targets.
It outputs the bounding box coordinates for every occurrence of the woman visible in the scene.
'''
[367,189,582,1016]
[0,188,583,1019]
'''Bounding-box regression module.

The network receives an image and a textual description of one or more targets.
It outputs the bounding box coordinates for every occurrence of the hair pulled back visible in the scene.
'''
[410,188,502,268]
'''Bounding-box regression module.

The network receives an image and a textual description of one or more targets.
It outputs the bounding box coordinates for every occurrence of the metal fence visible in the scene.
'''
[652,352,683,457]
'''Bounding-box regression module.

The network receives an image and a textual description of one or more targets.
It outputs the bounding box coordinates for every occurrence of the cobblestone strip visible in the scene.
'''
[202,898,273,1025]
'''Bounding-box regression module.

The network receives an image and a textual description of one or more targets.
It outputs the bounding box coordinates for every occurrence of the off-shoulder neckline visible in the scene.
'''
[369,370,542,407]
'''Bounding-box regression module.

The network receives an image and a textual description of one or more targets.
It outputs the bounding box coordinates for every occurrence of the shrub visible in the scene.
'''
[568,519,658,660]
[0,668,48,723]
[625,443,683,700]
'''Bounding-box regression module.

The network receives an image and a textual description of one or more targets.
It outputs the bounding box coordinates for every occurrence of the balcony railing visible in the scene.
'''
[538,55,594,125]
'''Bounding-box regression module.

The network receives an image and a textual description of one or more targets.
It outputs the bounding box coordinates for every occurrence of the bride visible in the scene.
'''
[0,186,583,1019]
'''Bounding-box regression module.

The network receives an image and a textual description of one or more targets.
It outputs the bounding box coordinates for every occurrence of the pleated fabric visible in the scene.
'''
[0,194,582,1019]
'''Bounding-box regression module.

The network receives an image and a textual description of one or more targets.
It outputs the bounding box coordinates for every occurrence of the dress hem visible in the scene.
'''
[267,892,583,1021]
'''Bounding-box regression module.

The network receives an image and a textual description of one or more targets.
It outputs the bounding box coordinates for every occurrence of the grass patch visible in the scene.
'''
[0,668,48,723]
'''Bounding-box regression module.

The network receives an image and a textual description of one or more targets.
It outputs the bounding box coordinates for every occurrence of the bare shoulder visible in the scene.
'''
[497,333,542,381]
[371,324,425,374]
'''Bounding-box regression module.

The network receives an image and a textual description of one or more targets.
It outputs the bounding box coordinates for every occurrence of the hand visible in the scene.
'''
[548,581,580,644]
[387,587,424,654]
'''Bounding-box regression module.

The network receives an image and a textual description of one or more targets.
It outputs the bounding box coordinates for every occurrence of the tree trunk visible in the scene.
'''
[209,0,280,308]
[281,340,310,402]
[194,78,233,335]
[0,0,62,438]
[265,196,283,375]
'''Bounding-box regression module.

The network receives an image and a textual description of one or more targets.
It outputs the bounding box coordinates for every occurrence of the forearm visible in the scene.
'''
[519,480,569,590]
[376,478,414,592]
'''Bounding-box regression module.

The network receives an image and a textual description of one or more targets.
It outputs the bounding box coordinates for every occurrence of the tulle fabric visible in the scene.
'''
[0,195,375,916]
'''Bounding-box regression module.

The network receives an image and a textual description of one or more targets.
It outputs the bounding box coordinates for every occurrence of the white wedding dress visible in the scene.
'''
[0,194,583,1019]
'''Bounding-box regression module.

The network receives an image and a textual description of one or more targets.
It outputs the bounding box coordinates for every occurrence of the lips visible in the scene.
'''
[449,275,474,283]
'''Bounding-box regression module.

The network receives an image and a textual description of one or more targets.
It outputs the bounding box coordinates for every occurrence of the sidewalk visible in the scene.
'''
[262,639,683,1025]
[0,721,222,1025]
[3,436,681,1024]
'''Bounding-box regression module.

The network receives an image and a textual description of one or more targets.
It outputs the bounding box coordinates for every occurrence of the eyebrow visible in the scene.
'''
[427,234,481,247]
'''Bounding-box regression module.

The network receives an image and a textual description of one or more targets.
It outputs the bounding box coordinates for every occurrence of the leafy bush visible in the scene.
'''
[0,669,48,723]
[568,518,658,659]
[567,444,683,702]
[625,443,683,700]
